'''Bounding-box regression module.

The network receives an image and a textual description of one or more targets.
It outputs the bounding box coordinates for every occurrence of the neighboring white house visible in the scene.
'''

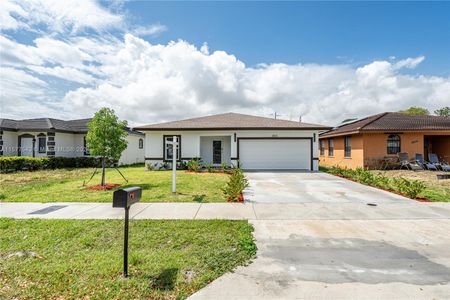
[134,112,331,170]
[0,118,145,165]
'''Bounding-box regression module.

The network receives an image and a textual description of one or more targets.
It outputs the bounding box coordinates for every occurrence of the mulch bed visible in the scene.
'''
[84,183,121,191]
[227,192,244,203]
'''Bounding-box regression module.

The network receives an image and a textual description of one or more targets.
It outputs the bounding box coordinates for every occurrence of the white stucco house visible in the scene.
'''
[134,113,331,170]
[0,118,145,165]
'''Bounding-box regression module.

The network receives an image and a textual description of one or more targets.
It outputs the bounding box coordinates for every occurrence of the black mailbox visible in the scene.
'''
[112,186,142,278]
[113,187,142,208]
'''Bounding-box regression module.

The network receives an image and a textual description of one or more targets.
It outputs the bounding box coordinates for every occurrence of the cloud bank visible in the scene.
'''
[1,0,449,126]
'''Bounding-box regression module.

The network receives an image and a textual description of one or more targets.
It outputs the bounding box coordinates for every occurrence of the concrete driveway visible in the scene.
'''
[190,218,450,299]
[244,171,409,203]
[189,172,450,299]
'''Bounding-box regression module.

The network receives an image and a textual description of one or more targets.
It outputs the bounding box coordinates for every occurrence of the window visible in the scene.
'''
[139,138,143,149]
[344,136,352,157]
[328,139,334,156]
[164,136,180,160]
[38,136,46,153]
[83,136,90,156]
[387,134,401,154]
[319,140,325,156]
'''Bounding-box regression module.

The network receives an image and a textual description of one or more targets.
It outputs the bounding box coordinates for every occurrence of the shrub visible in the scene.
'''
[222,168,249,202]
[353,168,376,185]
[323,165,427,199]
[0,156,100,172]
[205,163,215,172]
[187,159,200,172]
[392,177,426,199]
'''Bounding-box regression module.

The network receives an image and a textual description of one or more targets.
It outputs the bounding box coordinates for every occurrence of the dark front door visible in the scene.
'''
[213,141,222,164]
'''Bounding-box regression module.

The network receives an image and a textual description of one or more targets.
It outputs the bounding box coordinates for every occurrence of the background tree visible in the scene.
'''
[434,106,450,117]
[398,106,430,115]
[86,108,128,186]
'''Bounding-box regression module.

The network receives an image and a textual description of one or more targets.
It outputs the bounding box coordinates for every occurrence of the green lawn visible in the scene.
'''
[0,218,256,299]
[0,166,229,202]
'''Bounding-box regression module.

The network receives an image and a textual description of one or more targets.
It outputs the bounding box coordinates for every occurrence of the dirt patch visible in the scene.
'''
[84,183,121,190]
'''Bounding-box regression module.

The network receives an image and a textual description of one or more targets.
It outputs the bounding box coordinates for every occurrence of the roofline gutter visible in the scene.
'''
[134,126,333,131]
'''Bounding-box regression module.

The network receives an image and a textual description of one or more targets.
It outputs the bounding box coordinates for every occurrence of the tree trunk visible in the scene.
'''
[101,157,106,186]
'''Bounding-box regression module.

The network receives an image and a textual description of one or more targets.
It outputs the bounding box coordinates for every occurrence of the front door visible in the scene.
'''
[20,138,34,157]
[213,140,222,164]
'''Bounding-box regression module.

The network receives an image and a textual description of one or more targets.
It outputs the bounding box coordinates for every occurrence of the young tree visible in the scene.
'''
[434,106,450,117]
[398,106,430,115]
[86,108,128,186]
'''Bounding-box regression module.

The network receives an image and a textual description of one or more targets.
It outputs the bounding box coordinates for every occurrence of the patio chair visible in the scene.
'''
[415,153,438,171]
[397,152,422,170]
[428,153,450,172]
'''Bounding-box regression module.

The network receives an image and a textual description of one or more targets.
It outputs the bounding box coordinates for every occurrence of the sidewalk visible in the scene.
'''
[1,201,449,220]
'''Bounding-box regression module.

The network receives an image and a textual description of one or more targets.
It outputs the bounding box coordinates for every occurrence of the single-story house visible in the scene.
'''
[319,112,450,169]
[0,118,145,165]
[134,112,331,170]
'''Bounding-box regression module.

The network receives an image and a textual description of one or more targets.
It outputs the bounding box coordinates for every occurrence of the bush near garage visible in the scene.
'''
[0,156,100,173]
[222,168,249,202]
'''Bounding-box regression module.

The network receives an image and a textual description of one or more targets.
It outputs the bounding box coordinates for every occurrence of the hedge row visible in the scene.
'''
[0,156,101,172]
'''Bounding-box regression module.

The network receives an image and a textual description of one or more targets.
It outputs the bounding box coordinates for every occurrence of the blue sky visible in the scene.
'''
[1,1,449,125]
[125,1,450,75]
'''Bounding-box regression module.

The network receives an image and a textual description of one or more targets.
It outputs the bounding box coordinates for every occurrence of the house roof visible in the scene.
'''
[320,112,450,138]
[0,118,144,135]
[134,112,331,131]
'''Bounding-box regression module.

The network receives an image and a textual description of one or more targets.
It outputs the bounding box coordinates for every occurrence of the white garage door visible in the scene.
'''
[239,139,311,170]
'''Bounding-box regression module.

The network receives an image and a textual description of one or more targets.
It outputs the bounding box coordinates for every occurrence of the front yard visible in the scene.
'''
[0,218,256,299]
[0,166,229,203]
[371,170,450,202]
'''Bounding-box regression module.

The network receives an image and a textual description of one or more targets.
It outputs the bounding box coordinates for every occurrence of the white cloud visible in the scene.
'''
[0,0,123,33]
[58,36,450,126]
[27,65,96,85]
[394,56,425,69]
[132,24,168,37]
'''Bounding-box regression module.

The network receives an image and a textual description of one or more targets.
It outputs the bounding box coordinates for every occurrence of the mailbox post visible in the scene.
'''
[113,187,142,278]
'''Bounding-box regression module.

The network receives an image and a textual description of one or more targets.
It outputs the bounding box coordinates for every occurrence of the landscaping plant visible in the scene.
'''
[86,108,128,186]
[0,156,99,173]
[187,159,200,172]
[392,177,426,199]
[222,168,249,202]
[323,165,428,200]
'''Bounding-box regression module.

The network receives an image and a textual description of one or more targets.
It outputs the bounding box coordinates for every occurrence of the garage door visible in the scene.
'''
[239,139,311,170]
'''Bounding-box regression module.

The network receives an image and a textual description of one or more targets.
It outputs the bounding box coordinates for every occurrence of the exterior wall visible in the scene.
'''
[1,131,18,156]
[319,134,364,169]
[143,129,320,170]
[55,132,78,157]
[0,131,144,165]
[319,130,450,169]
[119,134,145,165]
[200,136,231,165]
[363,132,423,167]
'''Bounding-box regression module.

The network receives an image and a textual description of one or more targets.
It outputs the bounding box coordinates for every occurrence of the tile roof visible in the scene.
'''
[320,112,450,138]
[0,118,143,135]
[134,112,331,130]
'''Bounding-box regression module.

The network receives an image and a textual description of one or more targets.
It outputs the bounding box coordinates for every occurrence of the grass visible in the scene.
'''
[0,166,230,202]
[371,170,450,202]
[0,218,256,299]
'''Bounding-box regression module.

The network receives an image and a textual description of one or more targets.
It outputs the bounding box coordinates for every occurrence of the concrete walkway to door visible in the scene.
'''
[244,171,410,204]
